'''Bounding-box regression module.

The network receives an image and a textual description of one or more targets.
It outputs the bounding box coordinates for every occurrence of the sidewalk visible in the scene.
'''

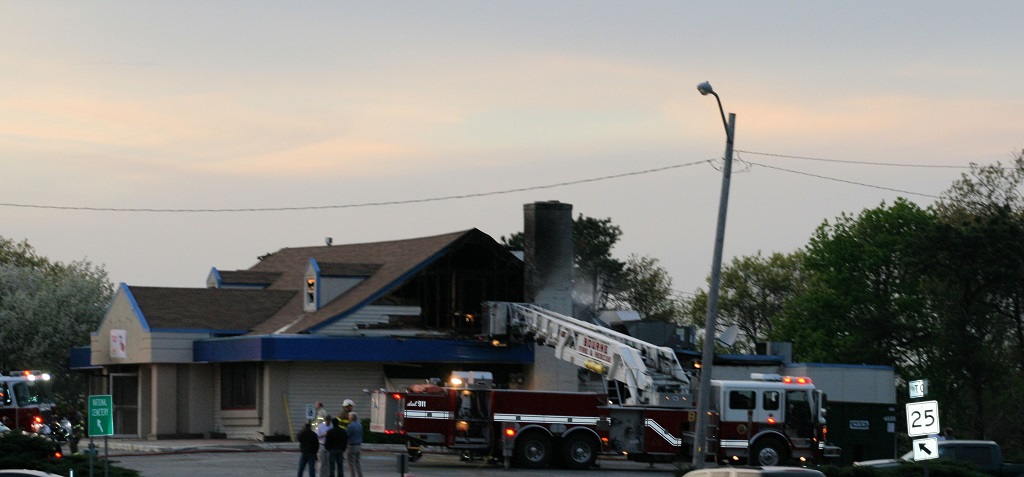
[84,437,404,455]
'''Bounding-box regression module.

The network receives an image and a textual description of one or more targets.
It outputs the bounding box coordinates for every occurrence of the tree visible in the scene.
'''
[0,236,114,401]
[683,251,807,353]
[920,152,1024,444]
[770,198,934,366]
[608,254,682,323]
[572,215,625,311]
[502,215,683,321]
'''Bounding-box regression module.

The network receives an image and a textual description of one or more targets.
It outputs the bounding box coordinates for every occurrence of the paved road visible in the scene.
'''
[110,449,682,477]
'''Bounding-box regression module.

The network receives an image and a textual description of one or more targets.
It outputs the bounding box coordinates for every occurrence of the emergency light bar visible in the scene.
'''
[9,370,51,381]
[749,373,812,384]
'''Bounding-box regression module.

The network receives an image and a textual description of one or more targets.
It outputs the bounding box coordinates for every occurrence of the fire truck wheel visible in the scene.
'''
[750,438,787,466]
[513,431,552,468]
[559,433,599,469]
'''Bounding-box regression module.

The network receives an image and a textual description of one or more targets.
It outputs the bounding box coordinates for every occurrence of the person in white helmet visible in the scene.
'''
[339,399,358,476]
[338,399,356,427]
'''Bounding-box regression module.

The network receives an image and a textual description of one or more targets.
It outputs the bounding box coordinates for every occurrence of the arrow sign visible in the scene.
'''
[913,437,939,461]
[88,394,114,437]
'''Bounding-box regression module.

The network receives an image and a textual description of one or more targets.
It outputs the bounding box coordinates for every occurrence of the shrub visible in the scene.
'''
[0,431,139,477]
[0,431,62,470]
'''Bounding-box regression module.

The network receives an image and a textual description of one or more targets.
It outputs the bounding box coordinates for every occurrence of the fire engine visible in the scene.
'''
[370,302,839,469]
[0,370,56,434]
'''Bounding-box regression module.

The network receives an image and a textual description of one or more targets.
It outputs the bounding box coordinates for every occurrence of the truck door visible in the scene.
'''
[784,390,813,438]
[453,389,490,445]
[0,382,11,429]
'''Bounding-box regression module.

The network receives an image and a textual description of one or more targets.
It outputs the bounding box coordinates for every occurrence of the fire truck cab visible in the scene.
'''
[713,374,839,466]
[0,370,56,434]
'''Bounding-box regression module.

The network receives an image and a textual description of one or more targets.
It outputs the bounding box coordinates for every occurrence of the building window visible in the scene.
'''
[305,278,316,306]
[221,363,260,410]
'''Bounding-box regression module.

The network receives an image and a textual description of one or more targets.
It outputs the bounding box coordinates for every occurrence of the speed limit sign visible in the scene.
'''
[906,400,940,437]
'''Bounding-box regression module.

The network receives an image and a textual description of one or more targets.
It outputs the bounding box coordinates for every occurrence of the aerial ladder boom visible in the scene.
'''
[484,302,693,407]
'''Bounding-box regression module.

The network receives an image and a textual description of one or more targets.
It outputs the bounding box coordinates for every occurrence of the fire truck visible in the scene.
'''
[0,370,56,434]
[370,302,838,468]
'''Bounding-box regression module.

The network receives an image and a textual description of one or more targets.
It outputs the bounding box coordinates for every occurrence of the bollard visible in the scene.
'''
[397,452,409,475]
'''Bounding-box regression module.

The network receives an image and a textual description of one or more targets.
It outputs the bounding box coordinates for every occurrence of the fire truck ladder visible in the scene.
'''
[484,302,693,407]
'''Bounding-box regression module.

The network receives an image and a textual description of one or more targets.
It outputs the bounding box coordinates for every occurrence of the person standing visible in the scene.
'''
[346,411,363,477]
[316,414,333,477]
[314,402,328,426]
[338,399,355,427]
[297,422,319,477]
[324,417,348,477]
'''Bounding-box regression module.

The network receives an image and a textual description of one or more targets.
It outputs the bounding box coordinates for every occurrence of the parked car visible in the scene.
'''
[855,440,1024,477]
[0,471,64,477]
[683,466,825,477]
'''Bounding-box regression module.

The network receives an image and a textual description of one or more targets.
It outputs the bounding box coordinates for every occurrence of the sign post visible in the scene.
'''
[88,395,113,437]
[88,395,113,477]
[906,400,940,437]
[909,379,928,399]
[907,399,940,477]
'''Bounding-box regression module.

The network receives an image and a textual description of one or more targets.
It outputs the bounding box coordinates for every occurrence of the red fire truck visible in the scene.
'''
[370,302,839,468]
[0,370,56,434]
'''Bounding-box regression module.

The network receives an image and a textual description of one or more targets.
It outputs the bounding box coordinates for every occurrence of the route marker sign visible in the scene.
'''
[913,437,939,461]
[909,379,928,399]
[906,400,940,437]
[89,394,114,437]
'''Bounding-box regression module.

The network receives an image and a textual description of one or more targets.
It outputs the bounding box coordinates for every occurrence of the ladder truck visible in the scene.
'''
[371,302,837,468]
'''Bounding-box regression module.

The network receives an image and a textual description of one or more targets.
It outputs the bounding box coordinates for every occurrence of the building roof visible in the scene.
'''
[114,228,519,339]
[214,270,282,286]
[244,228,505,334]
[128,286,295,333]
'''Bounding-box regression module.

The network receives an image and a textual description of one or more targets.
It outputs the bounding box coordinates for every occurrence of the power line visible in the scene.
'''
[0,159,714,213]
[0,151,998,214]
[745,160,944,200]
[736,149,973,169]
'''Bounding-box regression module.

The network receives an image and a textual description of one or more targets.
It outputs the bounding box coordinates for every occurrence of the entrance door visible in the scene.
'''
[110,373,139,436]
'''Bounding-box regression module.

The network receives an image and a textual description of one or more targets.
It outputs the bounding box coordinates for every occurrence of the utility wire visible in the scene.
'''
[745,160,944,200]
[0,159,714,213]
[0,151,997,214]
[736,149,973,169]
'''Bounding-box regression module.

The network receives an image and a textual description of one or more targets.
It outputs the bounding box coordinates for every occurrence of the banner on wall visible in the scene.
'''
[110,329,127,358]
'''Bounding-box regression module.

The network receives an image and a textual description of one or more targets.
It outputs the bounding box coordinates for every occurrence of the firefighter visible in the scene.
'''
[337,399,355,427]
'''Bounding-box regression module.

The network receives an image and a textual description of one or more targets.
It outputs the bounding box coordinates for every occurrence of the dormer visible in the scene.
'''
[303,259,381,312]
[207,268,281,290]
[303,260,321,312]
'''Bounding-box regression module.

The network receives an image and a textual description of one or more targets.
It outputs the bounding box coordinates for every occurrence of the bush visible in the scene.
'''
[821,460,988,477]
[0,431,62,469]
[0,431,139,477]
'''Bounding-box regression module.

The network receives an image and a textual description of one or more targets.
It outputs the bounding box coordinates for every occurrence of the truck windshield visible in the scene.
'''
[12,381,52,406]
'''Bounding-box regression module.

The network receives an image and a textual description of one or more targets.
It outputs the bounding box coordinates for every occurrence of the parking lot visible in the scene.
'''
[110,448,681,477]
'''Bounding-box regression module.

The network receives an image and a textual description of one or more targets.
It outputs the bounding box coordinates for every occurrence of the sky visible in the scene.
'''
[2,1,1022,298]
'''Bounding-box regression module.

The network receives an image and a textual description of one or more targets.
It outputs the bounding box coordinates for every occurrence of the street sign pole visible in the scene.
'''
[88,395,113,477]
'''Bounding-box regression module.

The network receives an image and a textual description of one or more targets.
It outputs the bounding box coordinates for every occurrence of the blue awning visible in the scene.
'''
[193,335,535,364]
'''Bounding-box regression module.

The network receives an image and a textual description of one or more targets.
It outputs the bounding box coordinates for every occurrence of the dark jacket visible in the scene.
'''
[298,426,319,454]
[324,424,348,452]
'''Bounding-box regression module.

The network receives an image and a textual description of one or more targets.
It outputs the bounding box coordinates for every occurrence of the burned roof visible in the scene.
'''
[246,229,514,334]
[122,229,518,336]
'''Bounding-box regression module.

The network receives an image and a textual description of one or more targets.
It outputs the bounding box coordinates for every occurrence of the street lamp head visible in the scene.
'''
[697,81,714,96]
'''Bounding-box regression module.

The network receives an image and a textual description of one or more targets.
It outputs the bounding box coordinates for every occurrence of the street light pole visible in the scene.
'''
[691,81,736,468]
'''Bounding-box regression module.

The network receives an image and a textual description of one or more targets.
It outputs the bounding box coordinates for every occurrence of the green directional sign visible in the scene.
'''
[88,394,114,437]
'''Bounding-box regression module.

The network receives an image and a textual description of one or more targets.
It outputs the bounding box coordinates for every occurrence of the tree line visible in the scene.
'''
[680,152,1024,453]
[0,237,113,402]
